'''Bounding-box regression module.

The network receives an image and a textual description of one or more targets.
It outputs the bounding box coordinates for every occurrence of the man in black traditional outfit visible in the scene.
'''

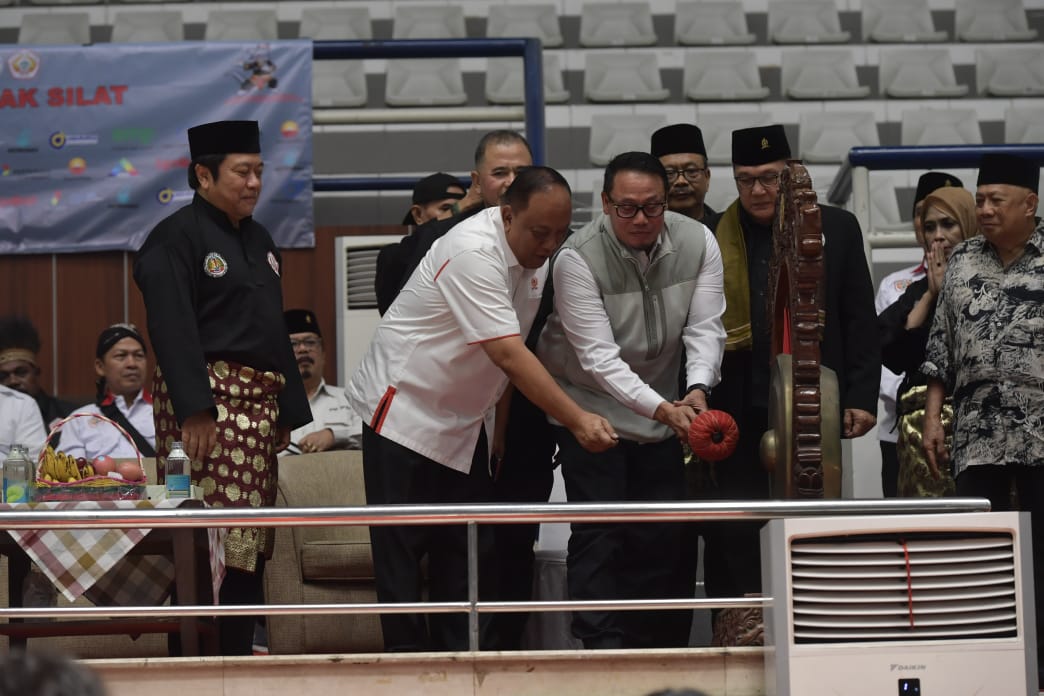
[134,119,312,655]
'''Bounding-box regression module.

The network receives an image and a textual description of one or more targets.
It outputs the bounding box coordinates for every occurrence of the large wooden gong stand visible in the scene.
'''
[759,160,842,498]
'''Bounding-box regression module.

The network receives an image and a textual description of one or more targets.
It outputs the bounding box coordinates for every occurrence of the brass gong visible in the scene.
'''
[758,161,842,498]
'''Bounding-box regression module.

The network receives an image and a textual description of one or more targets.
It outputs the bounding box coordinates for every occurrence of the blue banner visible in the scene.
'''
[0,40,313,254]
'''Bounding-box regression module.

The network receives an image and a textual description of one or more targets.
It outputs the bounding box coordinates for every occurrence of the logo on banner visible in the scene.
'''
[7,51,40,80]
[109,158,138,177]
[67,157,87,175]
[50,131,99,149]
[50,191,61,206]
[155,187,193,206]
[280,121,299,138]
[155,156,190,172]
[111,127,154,149]
[1,163,45,178]
[236,45,279,93]
[7,129,36,154]
[267,251,280,277]
[204,252,229,278]
[109,188,138,209]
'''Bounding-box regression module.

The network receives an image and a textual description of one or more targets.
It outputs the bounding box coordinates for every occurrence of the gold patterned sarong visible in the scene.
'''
[152,360,285,573]
[896,384,956,498]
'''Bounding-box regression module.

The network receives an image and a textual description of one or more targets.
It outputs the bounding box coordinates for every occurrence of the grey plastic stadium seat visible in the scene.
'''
[19,13,90,45]
[27,0,93,5]
[698,111,773,165]
[299,7,372,41]
[313,61,367,108]
[956,0,1037,42]
[110,11,183,43]
[392,4,465,39]
[976,47,1044,97]
[205,10,278,41]
[879,49,969,99]
[781,50,870,100]
[861,0,947,43]
[768,0,851,44]
[798,111,879,164]
[675,1,755,46]
[486,5,562,48]
[1005,107,1044,143]
[584,53,670,103]
[683,50,769,101]
[900,108,982,146]
[579,2,657,47]
[868,173,905,230]
[385,58,467,106]
[588,113,667,166]
[486,55,570,105]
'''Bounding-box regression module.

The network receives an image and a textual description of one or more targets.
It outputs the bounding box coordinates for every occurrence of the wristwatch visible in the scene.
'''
[686,383,712,398]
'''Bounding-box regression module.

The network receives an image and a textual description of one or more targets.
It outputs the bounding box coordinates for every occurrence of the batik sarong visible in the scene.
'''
[152,360,285,573]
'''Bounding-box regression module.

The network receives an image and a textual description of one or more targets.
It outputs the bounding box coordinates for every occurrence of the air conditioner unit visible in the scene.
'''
[762,512,1037,696]
[334,234,402,386]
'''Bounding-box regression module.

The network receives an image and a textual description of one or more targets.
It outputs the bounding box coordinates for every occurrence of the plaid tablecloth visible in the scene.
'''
[3,499,226,606]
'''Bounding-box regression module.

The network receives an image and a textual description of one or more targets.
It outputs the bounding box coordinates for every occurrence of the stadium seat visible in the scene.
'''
[313,61,368,108]
[868,173,905,230]
[683,50,769,101]
[299,7,372,41]
[385,58,467,106]
[392,4,466,39]
[879,49,969,98]
[588,113,667,166]
[976,47,1044,97]
[956,0,1037,42]
[1005,106,1044,143]
[768,0,851,44]
[579,2,657,47]
[486,5,562,48]
[204,10,278,42]
[781,50,870,100]
[698,111,773,165]
[900,108,982,146]
[27,0,93,5]
[583,53,670,103]
[110,11,183,43]
[674,1,756,46]
[861,0,947,43]
[18,12,90,45]
[485,54,570,105]
[798,111,880,164]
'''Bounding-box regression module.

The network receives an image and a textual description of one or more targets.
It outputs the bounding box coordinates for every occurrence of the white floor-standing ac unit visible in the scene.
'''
[762,512,1037,696]
[334,234,402,386]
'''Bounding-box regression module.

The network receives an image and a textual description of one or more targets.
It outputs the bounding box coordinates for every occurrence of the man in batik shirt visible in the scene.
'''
[922,152,1044,686]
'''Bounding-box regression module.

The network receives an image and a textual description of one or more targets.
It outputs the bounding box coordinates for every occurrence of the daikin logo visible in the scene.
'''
[890,664,927,672]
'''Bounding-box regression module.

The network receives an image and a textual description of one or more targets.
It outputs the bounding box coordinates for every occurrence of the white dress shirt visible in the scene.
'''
[0,384,47,462]
[283,378,362,455]
[60,390,155,460]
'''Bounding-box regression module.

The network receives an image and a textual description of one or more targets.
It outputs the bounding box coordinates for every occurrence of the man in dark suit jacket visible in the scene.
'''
[701,125,879,624]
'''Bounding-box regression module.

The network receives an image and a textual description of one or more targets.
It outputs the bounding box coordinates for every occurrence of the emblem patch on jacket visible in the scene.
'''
[267,251,280,276]
[204,252,228,277]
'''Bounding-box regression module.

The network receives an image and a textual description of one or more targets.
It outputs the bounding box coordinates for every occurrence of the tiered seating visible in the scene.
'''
[583,53,670,103]
[110,10,183,43]
[878,48,969,98]
[674,1,756,46]
[768,0,850,44]
[204,10,277,42]
[299,7,372,107]
[798,111,880,163]
[386,4,467,107]
[861,0,947,43]
[683,50,769,101]
[19,12,89,44]
[781,50,871,100]
[956,0,1038,42]
[900,108,983,146]
[976,46,1044,97]
[1005,106,1044,143]
[486,55,570,105]
[588,113,666,166]
[486,5,562,48]
[578,2,657,47]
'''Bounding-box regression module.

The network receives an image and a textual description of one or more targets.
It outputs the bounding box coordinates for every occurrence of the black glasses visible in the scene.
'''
[290,338,322,350]
[607,198,666,219]
[665,167,709,183]
[734,172,782,190]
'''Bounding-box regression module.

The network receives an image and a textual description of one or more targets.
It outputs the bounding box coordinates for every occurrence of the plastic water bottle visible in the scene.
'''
[4,444,33,503]
[165,441,191,499]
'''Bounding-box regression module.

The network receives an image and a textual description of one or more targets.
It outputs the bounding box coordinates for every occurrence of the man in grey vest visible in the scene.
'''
[537,151,726,649]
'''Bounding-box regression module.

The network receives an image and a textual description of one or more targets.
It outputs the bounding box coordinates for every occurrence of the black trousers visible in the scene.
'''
[956,465,1044,678]
[218,559,266,656]
[362,424,497,652]
[880,440,899,497]
[557,427,690,649]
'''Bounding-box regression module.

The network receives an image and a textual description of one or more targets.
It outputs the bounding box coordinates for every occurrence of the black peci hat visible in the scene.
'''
[284,309,321,337]
[188,120,261,160]
[731,124,791,166]
[913,171,964,216]
[651,124,707,159]
[976,153,1040,193]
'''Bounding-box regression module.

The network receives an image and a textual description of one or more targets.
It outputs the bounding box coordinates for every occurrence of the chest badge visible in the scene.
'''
[267,251,280,277]
[204,252,228,278]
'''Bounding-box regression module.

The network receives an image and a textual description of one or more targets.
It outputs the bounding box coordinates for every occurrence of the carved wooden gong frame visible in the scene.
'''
[759,160,842,498]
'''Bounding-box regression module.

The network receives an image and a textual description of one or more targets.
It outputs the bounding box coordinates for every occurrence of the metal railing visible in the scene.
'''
[0,498,992,651]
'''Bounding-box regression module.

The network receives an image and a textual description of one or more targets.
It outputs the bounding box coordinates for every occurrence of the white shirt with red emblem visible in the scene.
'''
[60,390,155,460]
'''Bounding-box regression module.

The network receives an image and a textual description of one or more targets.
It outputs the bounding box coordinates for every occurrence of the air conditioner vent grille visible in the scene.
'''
[344,245,384,310]
[790,531,1018,644]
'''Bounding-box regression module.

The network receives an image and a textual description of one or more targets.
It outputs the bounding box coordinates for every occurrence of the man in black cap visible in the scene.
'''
[875,171,964,497]
[402,172,467,227]
[0,316,76,435]
[702,124,878,640]
[281,308,360,455]
[923,152,1043,684]
[134,120,312,655]
[651,123,715,223]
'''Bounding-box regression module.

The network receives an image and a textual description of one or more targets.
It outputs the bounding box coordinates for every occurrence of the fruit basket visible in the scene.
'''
[34,413,148,502]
